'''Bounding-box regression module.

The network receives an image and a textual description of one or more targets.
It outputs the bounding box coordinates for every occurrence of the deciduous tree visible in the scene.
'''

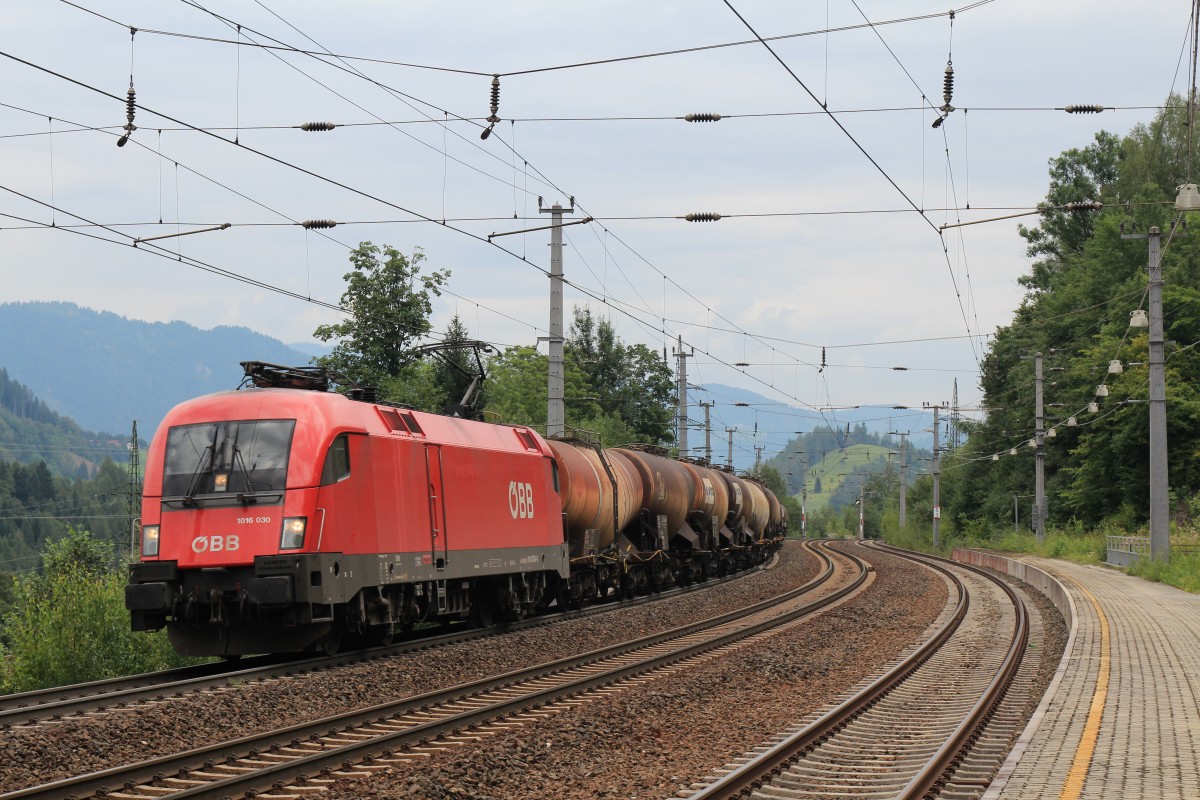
[314,243,449,389]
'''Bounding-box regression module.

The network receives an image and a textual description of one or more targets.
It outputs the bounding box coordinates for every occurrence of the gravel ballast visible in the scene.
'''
[3,543,824,790]
[320,543,949,800]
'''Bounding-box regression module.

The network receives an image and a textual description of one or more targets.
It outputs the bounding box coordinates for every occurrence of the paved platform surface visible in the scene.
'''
[986,556,1200,800]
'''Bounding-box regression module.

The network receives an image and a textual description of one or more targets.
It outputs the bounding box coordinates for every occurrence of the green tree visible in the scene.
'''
[943,98,1200,534]
[758,465,786,495]
[1017,131,1121,282]
[1,528,195,692]
[483,346,604,430]
[432,314,483,413]
[314,243,449,389]
[567,307,677,444]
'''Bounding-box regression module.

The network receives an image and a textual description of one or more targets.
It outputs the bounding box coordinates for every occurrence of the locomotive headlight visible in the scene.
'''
[280,517,307,550]
[213,473,229,492]
[141,525,160,557]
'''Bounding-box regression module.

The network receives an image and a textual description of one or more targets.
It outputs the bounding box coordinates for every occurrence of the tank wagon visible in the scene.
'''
[126,363,785,656]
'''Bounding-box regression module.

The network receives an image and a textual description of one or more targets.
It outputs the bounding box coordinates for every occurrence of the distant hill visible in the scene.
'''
[0,302,318,436]
[765,426,933,514]
[801,444,897,514]
[0,367,134,478]
[286,341,333,359]
[691,383,935,472]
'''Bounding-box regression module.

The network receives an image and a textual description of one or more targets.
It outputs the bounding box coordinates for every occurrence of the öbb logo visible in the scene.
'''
[191,535,240,553]
[508,481,534,519]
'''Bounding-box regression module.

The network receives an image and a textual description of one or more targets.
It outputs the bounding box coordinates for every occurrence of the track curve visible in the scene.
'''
[682,542,1029,800]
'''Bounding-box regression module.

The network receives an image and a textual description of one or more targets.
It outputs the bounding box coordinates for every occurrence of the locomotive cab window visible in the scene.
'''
[321,434,352,485]
[162,419,294,503]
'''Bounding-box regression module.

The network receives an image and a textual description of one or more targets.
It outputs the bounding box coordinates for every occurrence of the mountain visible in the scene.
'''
[690,383,936,472]
[0,301,944,463]
[286,341,333,359]
[0,302,316,436]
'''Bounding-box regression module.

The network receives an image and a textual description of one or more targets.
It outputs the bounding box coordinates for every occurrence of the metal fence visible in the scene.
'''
[1106,536,1200,566]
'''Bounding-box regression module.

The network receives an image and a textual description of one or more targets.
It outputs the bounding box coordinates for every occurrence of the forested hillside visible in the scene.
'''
[940,97,1200,536]
[0,368,132,477]
[0,370,137,578]
[0,458,132,579]
[766,424,932,512]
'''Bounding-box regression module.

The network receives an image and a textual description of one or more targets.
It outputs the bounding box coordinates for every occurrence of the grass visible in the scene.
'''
[1126,551,1200,593]
[883,522,1200,596]
[979,530,1108,565]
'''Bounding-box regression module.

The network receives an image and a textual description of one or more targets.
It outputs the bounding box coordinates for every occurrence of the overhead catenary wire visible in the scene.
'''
[4,4,1032,431]
[65,1,1132,424]
[58,0,995,80]
[722,0,982,372]
[51,0,1023,390]
[0,88,987,395]
[1,104,1180,141]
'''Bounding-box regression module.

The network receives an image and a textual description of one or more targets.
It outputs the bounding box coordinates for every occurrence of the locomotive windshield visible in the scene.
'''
[162,419,295,503]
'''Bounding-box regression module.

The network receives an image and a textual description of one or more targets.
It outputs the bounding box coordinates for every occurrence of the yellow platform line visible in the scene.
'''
[1058,578,1110,800]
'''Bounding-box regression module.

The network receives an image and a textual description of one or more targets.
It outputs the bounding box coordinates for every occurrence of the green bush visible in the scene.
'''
[0,528,199,692]
[1128,551,1200,593]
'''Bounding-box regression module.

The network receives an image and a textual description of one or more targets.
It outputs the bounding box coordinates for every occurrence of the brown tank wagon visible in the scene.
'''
[545,437,784,599]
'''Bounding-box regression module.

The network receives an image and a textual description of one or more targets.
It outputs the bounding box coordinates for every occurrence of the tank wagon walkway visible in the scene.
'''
[953,549,1200,800]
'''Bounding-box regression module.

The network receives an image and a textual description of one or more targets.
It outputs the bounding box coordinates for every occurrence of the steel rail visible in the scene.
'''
[0,551,770,726]
[4,541,848,800]
[884,543,1031,799]
[687,542,1028,800]
[686,542,969,799]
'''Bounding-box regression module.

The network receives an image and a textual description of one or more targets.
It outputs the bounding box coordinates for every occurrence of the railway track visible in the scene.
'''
[3,541,860,800]
[680,543,1030,800]
[0,555,768,728]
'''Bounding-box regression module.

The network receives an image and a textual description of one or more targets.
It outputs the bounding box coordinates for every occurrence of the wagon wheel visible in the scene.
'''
[473,581,496,628]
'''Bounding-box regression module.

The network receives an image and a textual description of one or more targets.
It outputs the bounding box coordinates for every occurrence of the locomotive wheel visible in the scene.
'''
[321,629,342,656]
[473,582,496,628]
[554,581,571,613]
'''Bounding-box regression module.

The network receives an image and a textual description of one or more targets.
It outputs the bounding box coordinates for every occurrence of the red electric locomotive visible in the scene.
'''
[126,363,568,656]
[127,362,786,657]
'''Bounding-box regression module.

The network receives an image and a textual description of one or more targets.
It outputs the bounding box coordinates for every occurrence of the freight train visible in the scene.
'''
[125,362,786,657]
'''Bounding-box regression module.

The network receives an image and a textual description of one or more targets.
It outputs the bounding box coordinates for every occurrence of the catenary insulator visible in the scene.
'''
[943,64,954,106]
[301,219,337,229]
[1065,104,1104,114]
[117,83,137,146]
[299,122,337,132]
[487,74,500,123]
[684,113,722,122]
[684,212,722,222]
[1064,200,1103,212]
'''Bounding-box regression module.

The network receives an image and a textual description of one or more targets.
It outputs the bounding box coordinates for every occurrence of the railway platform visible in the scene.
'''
[953,549,1200,800]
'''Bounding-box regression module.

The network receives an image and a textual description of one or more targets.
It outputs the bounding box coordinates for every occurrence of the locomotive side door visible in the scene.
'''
[424,444,448,570]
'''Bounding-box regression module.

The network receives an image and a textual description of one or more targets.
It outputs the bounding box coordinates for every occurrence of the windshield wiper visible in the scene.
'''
[232,444,262,505]
[181,444,214,508]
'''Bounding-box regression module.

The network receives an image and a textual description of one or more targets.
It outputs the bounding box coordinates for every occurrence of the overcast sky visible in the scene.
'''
[1,0,1190,452]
